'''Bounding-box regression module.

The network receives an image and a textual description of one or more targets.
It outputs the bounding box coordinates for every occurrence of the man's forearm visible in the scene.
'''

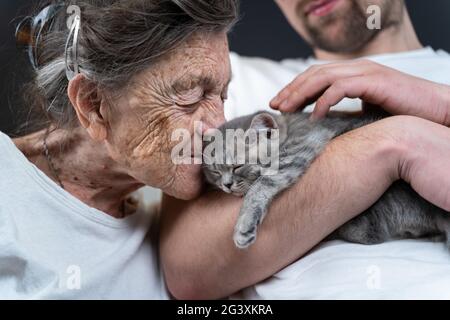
[396,116,450,210]
[440,83,450,126]
[160,118,406,300]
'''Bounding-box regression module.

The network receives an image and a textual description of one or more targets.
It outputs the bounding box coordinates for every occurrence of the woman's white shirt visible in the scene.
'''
[0,131,168,299]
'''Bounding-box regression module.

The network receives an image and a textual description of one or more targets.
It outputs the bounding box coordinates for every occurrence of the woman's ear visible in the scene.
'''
[68,74,108,141]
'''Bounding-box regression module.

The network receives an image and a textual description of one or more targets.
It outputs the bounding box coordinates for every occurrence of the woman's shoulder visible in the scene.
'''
[0,131,33,185]
[0,131,15,162]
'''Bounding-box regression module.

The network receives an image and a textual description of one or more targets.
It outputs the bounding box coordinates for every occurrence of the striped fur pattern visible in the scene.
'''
[203,111,450,249]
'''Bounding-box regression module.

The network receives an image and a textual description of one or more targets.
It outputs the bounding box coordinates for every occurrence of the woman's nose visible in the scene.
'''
[202,116,226,133]
[201,99,226,132]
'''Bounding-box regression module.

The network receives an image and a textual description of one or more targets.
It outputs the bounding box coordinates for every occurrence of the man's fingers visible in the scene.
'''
[311,76,367,119]
[271,60,377,111]
[271,65,332,108]
[276,66,366,112]
[270,65,323,108]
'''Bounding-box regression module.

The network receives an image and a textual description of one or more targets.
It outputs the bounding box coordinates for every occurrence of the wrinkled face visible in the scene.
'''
[275,0,404,53]
[104,32,231,200]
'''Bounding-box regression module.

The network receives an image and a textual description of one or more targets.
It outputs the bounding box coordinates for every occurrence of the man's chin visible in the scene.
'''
[308,16,346,38]
[307,20,371,53]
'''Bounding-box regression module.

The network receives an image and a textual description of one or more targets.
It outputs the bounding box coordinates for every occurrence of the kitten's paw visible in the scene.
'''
[233,215,258,249]
[233,228,257,249]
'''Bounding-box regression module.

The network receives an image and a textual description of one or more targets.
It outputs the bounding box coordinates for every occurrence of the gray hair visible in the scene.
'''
[19,0,239,133]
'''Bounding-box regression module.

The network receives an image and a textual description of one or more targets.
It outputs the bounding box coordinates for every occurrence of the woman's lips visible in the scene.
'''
[305,0,341,17]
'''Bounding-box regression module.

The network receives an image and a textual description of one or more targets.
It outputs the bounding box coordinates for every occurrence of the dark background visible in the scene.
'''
[1,0,450,134]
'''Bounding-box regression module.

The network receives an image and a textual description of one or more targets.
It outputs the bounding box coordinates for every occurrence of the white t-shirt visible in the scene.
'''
[0,132,168,299]
[225,47,450,299]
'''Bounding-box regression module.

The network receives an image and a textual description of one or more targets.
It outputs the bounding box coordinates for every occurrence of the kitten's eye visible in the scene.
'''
[233,165,243,173]
[210,171,221,177]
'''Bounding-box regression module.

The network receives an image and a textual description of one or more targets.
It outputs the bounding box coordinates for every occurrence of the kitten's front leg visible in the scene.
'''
[234,174,295,249]
[233,137,328,248]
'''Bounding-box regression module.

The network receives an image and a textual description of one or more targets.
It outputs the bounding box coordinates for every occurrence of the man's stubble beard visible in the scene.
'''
[299,0,403,53]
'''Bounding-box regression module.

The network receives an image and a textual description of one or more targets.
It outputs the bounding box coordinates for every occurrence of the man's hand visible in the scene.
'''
[270,60,450,126]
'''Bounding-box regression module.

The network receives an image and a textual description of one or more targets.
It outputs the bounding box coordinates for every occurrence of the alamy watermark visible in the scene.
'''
[367,4,381,30]
[366,264,382,290]
[60,264,82,290]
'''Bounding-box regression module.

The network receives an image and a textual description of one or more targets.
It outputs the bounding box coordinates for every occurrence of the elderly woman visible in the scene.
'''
[2,0,236,299]
[2,0,450,300]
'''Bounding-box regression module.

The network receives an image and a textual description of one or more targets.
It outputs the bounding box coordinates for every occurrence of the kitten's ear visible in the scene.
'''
[249,113,279,131]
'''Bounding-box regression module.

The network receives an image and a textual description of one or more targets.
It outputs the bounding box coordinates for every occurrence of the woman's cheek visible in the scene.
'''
[134,109,196,172]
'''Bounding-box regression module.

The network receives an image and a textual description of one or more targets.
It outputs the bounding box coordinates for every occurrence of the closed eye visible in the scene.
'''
[233,165,243,173]
[172,87,204,107]
[174,98,202,110]
[210,171,221,177]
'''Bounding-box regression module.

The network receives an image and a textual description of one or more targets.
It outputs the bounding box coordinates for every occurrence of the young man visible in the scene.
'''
[226,0,450,119]
[160,0,450,299]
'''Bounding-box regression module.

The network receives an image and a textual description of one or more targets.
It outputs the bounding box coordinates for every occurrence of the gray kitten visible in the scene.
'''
[202,111,450,249]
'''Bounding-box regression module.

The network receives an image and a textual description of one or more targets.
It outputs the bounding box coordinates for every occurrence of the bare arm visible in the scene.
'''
[160,116,450,300]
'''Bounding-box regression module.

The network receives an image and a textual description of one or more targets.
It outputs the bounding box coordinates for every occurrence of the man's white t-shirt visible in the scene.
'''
[0,132,168,299]
[225,47,450,299]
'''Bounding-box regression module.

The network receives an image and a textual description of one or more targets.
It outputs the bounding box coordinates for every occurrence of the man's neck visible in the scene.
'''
[314,11,423,61]
[14,128,144,218]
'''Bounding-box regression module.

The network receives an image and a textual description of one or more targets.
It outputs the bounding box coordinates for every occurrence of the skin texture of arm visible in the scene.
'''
[161,116,419,300]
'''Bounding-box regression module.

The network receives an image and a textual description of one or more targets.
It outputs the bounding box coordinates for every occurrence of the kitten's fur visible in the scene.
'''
[203,111,450,249]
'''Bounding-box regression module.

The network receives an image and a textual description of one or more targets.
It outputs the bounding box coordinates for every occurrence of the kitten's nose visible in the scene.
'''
[223,182,233,189]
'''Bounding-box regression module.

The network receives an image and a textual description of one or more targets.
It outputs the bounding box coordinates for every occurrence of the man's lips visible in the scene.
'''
[304,0,341,17]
